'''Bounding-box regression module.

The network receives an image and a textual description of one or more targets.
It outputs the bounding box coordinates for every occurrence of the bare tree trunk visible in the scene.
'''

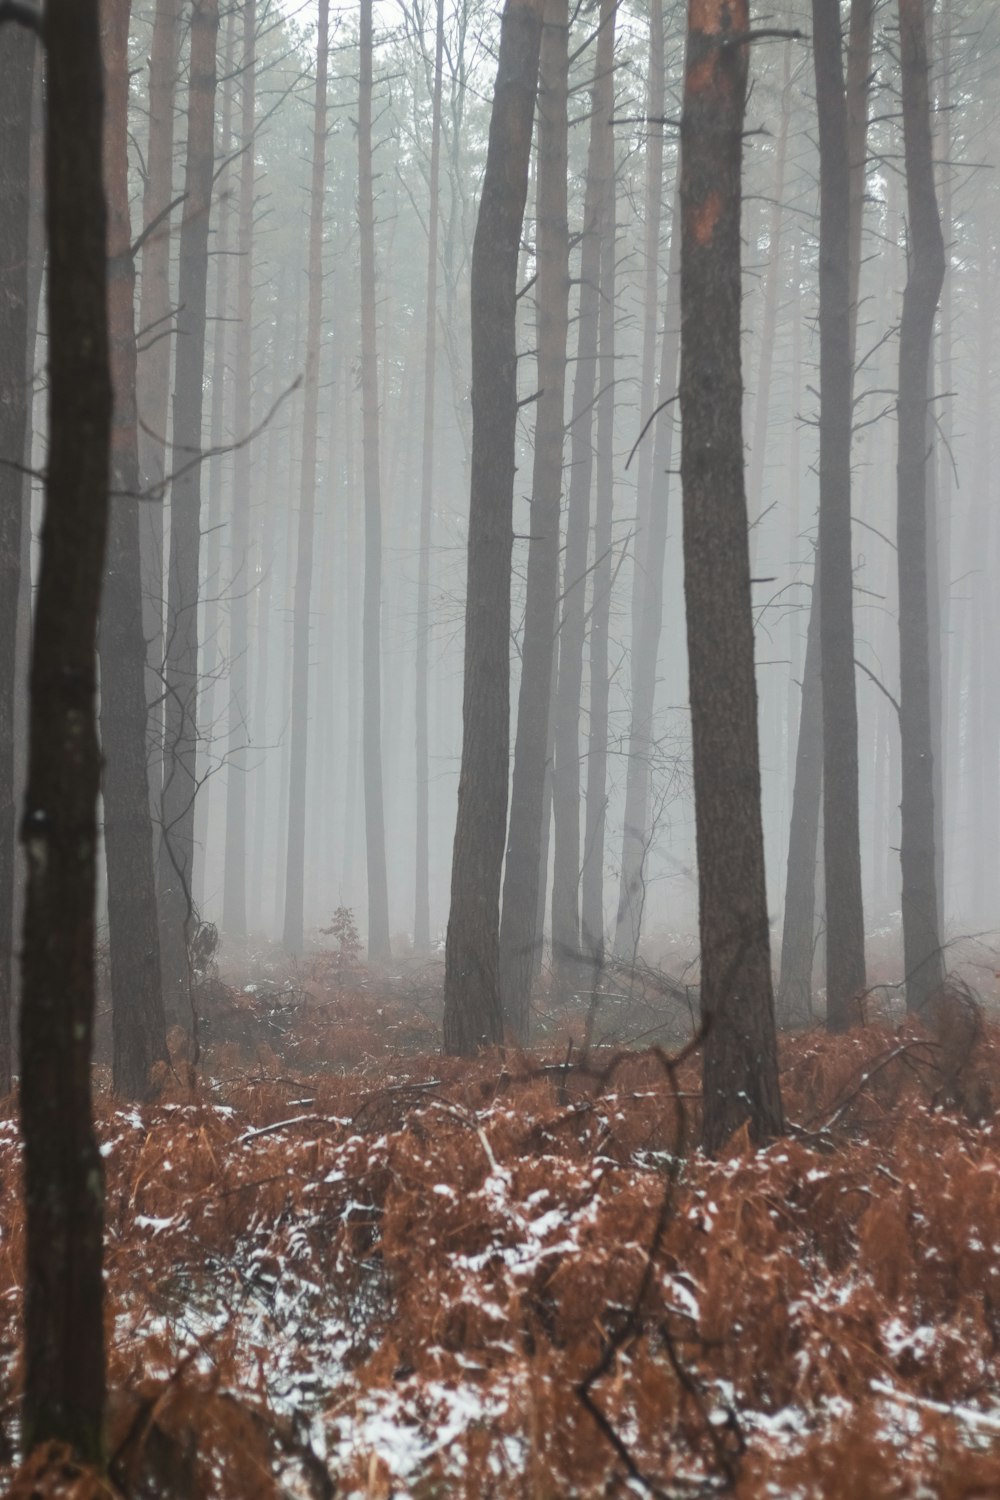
[283,0,329,954]
[101,0,169,1100]
[551,0,615,978]
[613,186,681,961]
[359,0,391,959]
[581,177,616,962]
[157,0,219,1018]
[19,0,110,1456]
[897,0,945,1010]
[223,0,256,938]
[414,0,445,954]
[442,0,543,1055]
[193,0,237,910]
[680,0,783,1153]
[0,16,34,1093]
[499,0,569,1040]
[137,0,181,826]
[812,0,866,1030]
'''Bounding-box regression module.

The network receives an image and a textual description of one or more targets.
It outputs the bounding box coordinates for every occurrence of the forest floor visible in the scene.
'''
[2,939,1000,1499]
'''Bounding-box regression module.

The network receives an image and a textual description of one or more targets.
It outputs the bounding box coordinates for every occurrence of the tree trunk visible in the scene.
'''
[613,186,681,961]
[19,0,110,1457]
[680,0,783,1153]
[223,0,256,939]
[499,0,569,1041]
[157,0,219,1019]
[414,0,445,954]
[550,0,615,979]
[442,0,544,1055]
[0,17,35,1093]
[137,0,182,831]
[812,0,866,1030]
[359,0,392,960]
[283,0,329,954]
[101,0,169,1100]
[896,0,946,1011]
[580,173,616,963]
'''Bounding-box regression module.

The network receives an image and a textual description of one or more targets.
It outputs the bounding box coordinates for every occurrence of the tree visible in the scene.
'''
[499,0,569,1041]
[100,0,169,1098]
[0,14,35,1093]
[284,0,329,955]
[413,0,445,955]
[679,0,783,1152]
[896,0,946,1010]
[812,0,866,1029]
[158,0,220,1018]
[442,0,544,1056]
[550,0,615,979]
[18,0,111,1457]
[222,0,257,938]
[359,0,392,960]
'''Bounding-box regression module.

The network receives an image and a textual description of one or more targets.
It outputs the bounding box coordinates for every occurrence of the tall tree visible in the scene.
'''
[222,0,257,938]
[101,0,169,1099]
[499,0,569,1040]
[157,0,220,1017]
[896,0,946,1010]
[679,0,783,1152]
[283,0,329,954]
[137,0,182,816]
[414,0,445,954]
[550,0,615,978]
[19,0,110,1456]
[443,0,544,1055]
[0,15,35,1093]
[812,0,866,1030]
[359,0,392,959]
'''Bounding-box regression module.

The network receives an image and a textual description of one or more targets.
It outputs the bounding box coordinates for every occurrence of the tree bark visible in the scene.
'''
[414,0,445,954]
[283,0,329,954]
[680,0,783,1153]
[896,0,946,1010]
[157,0,219,1019]
[222,0,256,938]
[0,16,35,1093]
[359,0,392,960]
[812,0,866,1030]
[499,0,569,1041]
[550,0,615,979]
[100,0,169,1100]
[442,0,543,1055]
[19,0,111,1457]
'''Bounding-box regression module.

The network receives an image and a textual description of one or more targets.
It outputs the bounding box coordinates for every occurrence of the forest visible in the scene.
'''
[0,0,998,1493]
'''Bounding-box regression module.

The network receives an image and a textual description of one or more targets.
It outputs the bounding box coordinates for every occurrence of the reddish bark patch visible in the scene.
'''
[691,190,723,247]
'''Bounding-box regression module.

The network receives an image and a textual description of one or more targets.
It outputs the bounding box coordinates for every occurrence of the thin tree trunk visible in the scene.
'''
[157,0,220,1019]
[359,0,391,959]
[223,0,256,938]
[283,0,329,954]
[137,0,181,828]
[442,0,544,1055]
[499,0,569,1040]
[613,187,681,961]
[813,0,866,1029]
[19,0,110,1456]
[581,176,616,962]
[414,0,445,954]
[101,0,169,1100]
[897,0,946,1010]
[193,0,237,910]
[680,0,783,1153]
[0,17,35,1093]
[551,0,615,978]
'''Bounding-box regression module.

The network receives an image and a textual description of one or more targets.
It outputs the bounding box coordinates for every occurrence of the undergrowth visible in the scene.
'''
[2,961,999,1498]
